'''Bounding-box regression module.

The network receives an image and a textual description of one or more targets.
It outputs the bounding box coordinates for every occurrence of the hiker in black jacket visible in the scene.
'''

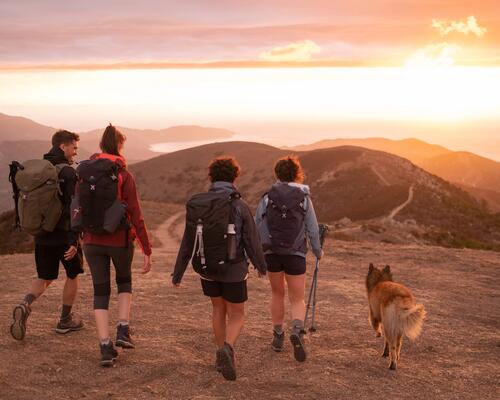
[10,130,84,341]
[172,156,267,381]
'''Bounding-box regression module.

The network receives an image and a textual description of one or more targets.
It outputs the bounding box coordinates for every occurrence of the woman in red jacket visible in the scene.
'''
[82,124,152,366]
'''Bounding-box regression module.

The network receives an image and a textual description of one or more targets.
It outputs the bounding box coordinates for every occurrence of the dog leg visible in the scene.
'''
[397,335,403,361]
[369,310,381,336]
[382,340,389,358]
[389,343,398,370]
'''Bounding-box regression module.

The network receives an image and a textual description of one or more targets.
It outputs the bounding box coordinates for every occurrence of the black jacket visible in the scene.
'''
[172,181,267,284]
[34,147,79,247]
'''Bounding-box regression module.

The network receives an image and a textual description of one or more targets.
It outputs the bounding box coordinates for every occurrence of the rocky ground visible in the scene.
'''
[0,203,498,399]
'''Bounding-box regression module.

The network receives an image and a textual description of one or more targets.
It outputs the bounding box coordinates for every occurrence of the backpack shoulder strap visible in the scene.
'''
[8,161,23,230]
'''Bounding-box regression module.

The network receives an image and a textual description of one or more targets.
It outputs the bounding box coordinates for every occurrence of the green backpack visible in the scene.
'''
[9,159,68,235]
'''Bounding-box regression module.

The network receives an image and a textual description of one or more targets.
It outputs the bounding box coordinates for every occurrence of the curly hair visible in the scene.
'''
[274,155,305,183]
[208,156,241,183]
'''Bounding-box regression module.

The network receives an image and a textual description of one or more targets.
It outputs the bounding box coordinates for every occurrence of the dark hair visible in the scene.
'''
[99,124,126,156]
[52,130,80,148]
[274,155,305,183]
[208,156,241,183]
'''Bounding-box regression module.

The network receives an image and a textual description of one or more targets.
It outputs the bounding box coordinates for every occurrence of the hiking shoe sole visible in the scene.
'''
[116,339,135,349]
[10,305,29,341]
[290,333,306,362]
[217,348,236,381]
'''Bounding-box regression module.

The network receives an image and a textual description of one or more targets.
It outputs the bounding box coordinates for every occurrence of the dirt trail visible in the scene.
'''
[0,204,499,400]
[388,185,414,220]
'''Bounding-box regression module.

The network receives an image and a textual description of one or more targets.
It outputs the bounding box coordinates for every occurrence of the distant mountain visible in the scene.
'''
[286,137,500,212]
[80,125,235,159]
[0,112,235,160]
[131,142,500,251]
[286,138,451,164]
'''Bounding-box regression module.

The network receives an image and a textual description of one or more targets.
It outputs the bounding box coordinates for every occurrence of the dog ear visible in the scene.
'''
[369,263,374,272]
[383,265,391,273]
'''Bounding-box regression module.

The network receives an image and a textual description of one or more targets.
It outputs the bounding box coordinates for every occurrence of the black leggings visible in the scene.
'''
[83,244,134,310]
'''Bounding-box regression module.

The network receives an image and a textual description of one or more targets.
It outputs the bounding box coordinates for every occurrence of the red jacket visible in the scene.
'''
[82,153,152,256]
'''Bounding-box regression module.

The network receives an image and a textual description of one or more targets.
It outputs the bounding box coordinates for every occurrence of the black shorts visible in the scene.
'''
[35,244,84,280]
[200,279,248,303]
[265,254,306,275]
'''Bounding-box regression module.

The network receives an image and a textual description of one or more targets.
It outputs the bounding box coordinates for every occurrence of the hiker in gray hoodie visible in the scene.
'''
[172,156,266,381]
[255,155,322,362]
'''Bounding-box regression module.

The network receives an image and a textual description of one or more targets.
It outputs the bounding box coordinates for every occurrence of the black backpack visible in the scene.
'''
[186,190,241,276]
[265,184,307,254]
[71,158,127,234]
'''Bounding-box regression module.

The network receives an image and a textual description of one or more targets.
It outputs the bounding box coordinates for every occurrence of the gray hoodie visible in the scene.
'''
[255,181,322,259]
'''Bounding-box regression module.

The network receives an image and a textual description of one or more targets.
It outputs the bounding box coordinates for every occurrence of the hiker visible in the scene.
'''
[172,156,267,381]
[77,124,152,366]
[255,155,322,362]
[10,130,84,341]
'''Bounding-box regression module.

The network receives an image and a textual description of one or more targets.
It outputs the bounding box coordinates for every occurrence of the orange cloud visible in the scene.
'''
[258,40,320,62]
[432,16,487,37]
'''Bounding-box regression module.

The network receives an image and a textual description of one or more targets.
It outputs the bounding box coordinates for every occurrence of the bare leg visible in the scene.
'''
[210,297,227,348]
[285,273,306,322]
[62,277,79,306]
[117,292,132,322]
[94,309,110,341]
[268,272,285,326]
[28,279,53,300]
[225,301,245,347]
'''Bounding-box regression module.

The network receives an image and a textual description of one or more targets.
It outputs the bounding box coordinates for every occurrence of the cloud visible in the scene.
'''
[258,40,320,62]
[405,43,460,68]
[432,16,487,37]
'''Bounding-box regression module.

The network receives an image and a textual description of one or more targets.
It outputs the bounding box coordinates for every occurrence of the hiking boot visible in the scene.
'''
[215,349,223,373]
[271,330,285,352]
[55,313,84,334]
[100,341,118,367]
[216,342,236,381]
[116,324,135,349]
[10,303,31,341]
[290,329,307,362]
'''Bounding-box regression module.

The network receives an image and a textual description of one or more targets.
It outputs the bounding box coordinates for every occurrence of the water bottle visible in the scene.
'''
[227,223,237,261]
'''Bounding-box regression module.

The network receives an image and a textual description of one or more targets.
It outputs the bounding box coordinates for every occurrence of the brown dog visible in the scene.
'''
[366,263,426,370]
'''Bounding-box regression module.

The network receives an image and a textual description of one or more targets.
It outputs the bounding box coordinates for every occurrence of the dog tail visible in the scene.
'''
[401,304,426,340]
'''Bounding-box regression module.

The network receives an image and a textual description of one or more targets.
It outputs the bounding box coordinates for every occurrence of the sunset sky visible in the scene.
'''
[0,1,499,158]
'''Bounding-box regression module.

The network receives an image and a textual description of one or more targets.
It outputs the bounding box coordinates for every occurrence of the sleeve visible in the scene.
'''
[305,197,322,259]
[172,218,195,284]
[241,203,267,274]
[60,167,79,247]
[122,172,152,256]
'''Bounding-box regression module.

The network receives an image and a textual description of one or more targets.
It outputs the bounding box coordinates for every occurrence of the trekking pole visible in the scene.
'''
[305,223,329,332]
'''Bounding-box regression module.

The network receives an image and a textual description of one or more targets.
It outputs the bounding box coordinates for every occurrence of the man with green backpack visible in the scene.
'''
[9,130,84,341]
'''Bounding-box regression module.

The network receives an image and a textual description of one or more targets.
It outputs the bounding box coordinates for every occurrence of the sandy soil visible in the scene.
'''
[0,203,499,399]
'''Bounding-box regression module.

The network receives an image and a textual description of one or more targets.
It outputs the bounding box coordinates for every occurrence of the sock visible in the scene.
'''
[23,293,37,305]
[291,319,304,333]
[273,325,283,335]
[61,304,72,320]
[101,338,111,346]
[118,320,129,327]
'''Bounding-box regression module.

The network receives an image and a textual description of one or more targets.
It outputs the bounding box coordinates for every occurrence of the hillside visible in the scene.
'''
[287,137,500,211]
[131,142,500,251]
[0,204,498,399]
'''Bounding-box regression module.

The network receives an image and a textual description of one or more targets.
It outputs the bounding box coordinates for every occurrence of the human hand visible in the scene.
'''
[64,245,78,261]
[142,254,152,274]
